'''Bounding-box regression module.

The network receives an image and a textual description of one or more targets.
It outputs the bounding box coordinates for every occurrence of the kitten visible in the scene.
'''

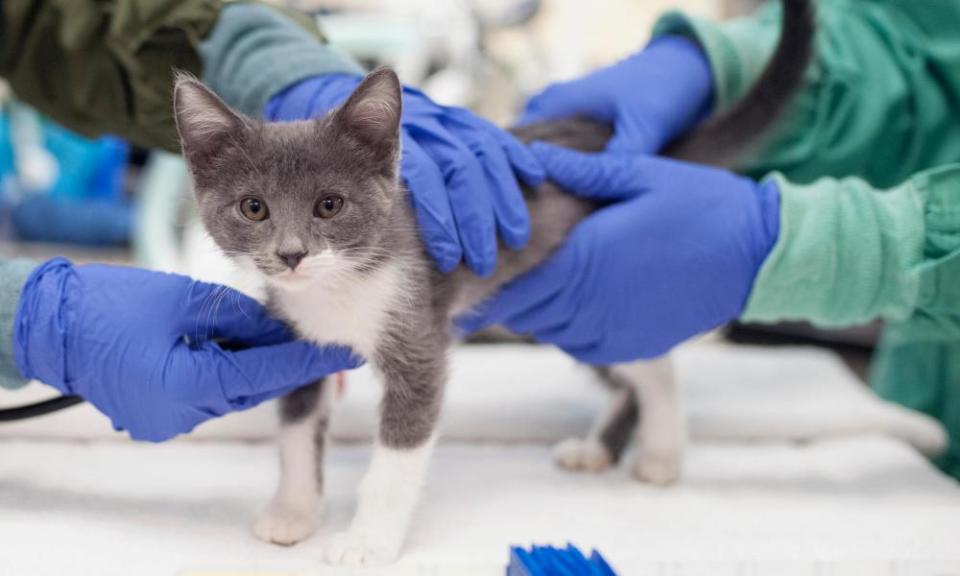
[173,0,812,565]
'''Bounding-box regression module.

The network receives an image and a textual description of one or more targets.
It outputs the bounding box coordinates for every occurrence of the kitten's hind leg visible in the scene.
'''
[554,367,639,473]
[254,379,331,546]
[614,357,686,485]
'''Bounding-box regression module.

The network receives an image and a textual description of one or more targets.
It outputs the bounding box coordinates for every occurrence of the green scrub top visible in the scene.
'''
[654,0,960,478]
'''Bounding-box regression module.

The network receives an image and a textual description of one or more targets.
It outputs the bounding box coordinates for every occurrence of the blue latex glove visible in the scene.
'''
[266,75,545,277]
[521,36,715,154]
[458,144,781,363]
[13,258,362,441]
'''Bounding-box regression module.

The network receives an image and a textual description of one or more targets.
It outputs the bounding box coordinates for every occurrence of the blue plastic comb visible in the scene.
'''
[507,544,617,575]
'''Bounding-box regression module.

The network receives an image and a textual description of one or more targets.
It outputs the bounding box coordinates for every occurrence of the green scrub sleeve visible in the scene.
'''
[742,167,960,329]
[0,259,37,390]
[652,0,960,189]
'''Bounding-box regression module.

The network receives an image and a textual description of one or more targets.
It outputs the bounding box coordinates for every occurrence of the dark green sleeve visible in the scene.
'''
[0,0,222,151]
[0,0,360,152]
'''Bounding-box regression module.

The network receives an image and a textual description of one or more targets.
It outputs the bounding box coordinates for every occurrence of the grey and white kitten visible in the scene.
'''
[173,0,812,565]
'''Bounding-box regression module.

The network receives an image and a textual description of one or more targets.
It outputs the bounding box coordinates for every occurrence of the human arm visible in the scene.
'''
[460,145,960,362]
[653,0,960,325]
[524,0,960,187]
[0,0,359,151]
[9,258,362,441]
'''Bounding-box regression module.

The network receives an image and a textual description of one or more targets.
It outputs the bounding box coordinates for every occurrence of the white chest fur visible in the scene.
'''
[269,260,405,359]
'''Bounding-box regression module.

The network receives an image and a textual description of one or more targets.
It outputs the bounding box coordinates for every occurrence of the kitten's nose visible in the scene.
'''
[277,250,308,270]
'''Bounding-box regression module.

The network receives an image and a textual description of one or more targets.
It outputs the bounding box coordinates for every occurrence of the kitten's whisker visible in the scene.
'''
[206,286,225,341]
[195,285,223,343]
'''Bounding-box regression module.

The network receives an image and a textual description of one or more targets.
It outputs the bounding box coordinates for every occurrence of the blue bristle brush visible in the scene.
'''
[508,543,617,575]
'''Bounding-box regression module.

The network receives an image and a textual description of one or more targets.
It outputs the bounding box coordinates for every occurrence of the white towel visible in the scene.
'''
[1,437,958,575]
[0,343,946,456]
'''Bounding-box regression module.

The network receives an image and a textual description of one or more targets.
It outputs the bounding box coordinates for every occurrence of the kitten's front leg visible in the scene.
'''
[254,380,330,546]
[324,339,445,567]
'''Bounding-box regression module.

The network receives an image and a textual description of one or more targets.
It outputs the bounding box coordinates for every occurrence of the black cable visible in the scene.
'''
[0,395,85,422]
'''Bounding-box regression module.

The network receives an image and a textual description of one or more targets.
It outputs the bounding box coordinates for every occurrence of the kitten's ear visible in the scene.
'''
[173,73,248,168]
[332,68,402,162]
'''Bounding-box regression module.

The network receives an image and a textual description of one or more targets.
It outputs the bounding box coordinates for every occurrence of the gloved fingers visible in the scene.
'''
[605,113,664,154]
[444,110,531,250]
[228,388,295,411]
[519,78,613,126]
[265,74,361,120]
[455,240,576,334]
[401,132,463,272]
[168,340,360,408]
[501,249,598,346]
[498,295,575,339]
[125,409,208,443]
[415,118,498,277]
[178,280,279,344]
[194,285,292,347]
[555,341,616,365]
[533,314,605,358]
[488,120,546,187]
[219,341,363,405]
[529,142,649,200]
[559,329,657,364]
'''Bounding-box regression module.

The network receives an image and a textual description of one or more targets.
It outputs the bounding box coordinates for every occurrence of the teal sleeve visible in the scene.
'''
[0,258,36,390]
[200,3,364,118]
[742,166,960,330]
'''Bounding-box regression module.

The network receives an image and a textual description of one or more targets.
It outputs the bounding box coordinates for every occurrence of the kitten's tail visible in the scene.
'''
[664,0,815,167]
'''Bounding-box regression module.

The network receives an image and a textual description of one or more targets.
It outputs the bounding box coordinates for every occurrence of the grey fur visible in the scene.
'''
[278,379,330,493]
[280,379,324,423]
[592,368,640,463]
[173,0,813,492]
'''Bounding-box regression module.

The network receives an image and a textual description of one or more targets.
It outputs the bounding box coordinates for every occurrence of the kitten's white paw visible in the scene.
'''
[323,530,401,567]
[553,437,613,473]
[252,502,317,546]
[632,450,682,486]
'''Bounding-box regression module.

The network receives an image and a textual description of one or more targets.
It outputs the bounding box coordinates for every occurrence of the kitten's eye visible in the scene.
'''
[240,197,269,221]
[315,195,344,219]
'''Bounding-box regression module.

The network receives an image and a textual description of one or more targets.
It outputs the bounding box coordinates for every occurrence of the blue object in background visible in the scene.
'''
[0,114,14,178]
[508,544,617,576]
[0,103,133,246]
[12,195,131,246]
[43,123,128,202]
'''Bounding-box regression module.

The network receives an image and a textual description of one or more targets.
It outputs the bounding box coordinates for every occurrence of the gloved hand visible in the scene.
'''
[266,74,545,277]
[521,36,715,154]
[458,144,781,363]
[14,258,362,441]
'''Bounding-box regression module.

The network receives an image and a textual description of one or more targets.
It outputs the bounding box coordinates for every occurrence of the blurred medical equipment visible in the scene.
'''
[0,90,132,247]
[310,0,546,112]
